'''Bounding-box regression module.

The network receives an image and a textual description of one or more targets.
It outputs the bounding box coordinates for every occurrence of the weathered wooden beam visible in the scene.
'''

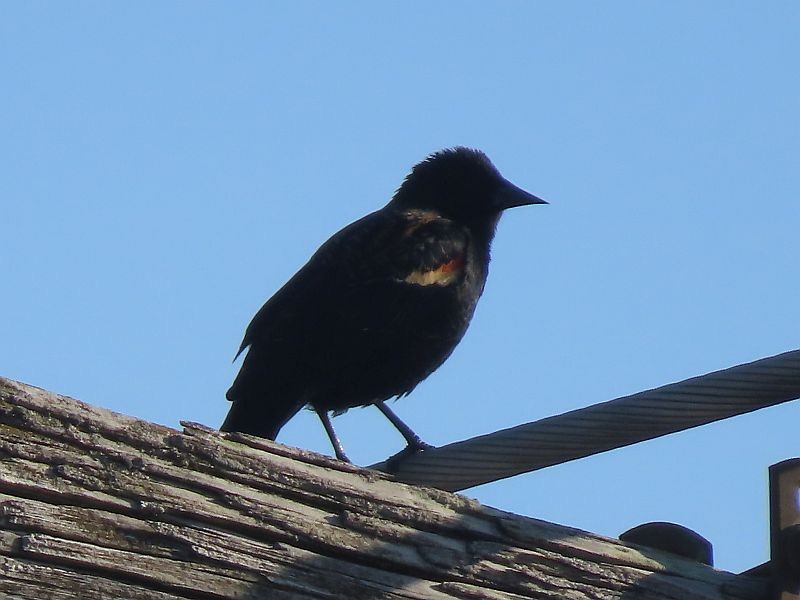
[0,377,767,599]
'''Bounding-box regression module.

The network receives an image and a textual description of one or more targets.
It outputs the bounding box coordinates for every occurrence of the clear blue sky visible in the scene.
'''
[2,2,798,573]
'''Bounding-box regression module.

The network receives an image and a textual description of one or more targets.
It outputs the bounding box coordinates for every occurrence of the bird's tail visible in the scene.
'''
[222,342,307,439]
[221,388,303,440]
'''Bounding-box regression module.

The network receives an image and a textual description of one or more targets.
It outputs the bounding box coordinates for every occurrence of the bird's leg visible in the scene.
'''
[315,408,350,462]
[374,401,434,453]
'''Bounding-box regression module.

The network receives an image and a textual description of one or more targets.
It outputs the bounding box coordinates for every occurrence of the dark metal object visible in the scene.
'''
[770,458,800,600]
[620,522,713,566]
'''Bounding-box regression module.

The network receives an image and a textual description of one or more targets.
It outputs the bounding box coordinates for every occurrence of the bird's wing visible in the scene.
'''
[396,220,469,285]
[235,208,469,357]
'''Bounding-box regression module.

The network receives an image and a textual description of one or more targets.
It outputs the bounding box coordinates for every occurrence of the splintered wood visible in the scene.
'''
[0,377,766,599]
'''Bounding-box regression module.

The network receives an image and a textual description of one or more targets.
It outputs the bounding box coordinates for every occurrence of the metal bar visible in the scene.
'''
[371,349,800,491]
[770,458,800,600]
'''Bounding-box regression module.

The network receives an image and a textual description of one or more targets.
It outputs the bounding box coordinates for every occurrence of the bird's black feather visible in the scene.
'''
[222,147,546,458]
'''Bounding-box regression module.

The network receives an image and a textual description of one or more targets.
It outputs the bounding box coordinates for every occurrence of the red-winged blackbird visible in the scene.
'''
[222,147,546,462]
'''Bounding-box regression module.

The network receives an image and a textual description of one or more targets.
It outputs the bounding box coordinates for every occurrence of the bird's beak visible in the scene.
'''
[493,179,548,210]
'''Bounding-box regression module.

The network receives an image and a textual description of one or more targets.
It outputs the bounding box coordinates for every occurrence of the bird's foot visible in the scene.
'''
[385,439,435,472]
[409,438,435,453]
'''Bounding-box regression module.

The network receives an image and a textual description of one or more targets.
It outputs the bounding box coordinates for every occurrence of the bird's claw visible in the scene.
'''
[385,440,435,472]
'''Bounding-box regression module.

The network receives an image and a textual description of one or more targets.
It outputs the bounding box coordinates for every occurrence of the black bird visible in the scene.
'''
[222,147,547,462]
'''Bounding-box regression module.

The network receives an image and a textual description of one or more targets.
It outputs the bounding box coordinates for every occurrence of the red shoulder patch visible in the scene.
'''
[403,255,465,286]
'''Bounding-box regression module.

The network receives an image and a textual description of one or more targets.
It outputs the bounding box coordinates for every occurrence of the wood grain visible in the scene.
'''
[0,377,766,599]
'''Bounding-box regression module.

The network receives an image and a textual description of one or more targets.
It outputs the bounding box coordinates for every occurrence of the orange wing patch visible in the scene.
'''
[403,256,465,286]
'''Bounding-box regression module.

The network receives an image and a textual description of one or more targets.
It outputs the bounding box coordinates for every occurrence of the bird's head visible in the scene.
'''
[389,147,547,224]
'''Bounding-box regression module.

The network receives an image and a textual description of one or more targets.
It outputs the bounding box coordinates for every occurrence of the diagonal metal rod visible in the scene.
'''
[370,349,800,492]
